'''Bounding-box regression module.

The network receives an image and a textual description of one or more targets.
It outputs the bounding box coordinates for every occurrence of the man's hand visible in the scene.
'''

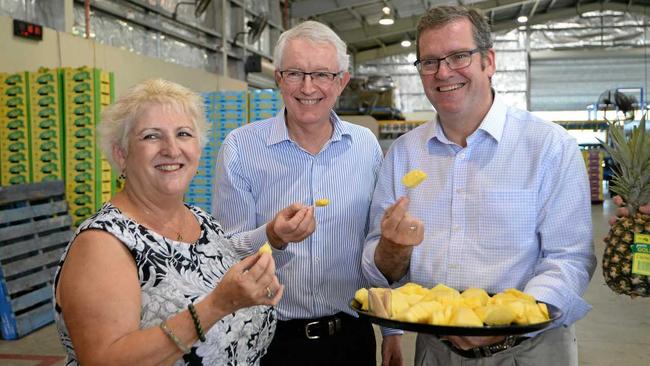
[375,197,424,282]
[381,334,404,366]
[444,335,506,350]
[609,195,650,225]
[266,203,315,249]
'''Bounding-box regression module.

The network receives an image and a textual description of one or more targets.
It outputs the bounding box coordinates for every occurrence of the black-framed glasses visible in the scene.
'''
[278,70,342,85]
[414,48,481,75]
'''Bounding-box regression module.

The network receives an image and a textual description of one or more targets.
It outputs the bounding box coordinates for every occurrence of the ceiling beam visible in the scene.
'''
[473,0,540,13]
[355,43,415,63]
[529,0,541,18]
[291,0,379,18]
[491,2,650,32]
[338,15,421,44]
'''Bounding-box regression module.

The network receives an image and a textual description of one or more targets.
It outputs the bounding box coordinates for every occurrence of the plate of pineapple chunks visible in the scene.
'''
[350,283,560,335]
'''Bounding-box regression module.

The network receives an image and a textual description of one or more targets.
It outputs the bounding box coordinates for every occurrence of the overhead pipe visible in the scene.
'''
[84,0,90,38]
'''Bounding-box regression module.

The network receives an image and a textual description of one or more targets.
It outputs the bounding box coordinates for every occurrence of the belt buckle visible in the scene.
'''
[305,321,320,340]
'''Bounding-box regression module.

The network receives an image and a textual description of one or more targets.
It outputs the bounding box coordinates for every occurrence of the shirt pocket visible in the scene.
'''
[478,189,537,250]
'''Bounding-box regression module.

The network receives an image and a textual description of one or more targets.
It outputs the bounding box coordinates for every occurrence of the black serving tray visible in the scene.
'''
[350,299,560,336]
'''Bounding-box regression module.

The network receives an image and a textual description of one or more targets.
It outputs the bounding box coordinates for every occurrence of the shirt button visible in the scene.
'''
[452,225,460,232]
[457,152,465,159]
[455,188,464,194]
[315,257,320,262]
[449,264,459,269]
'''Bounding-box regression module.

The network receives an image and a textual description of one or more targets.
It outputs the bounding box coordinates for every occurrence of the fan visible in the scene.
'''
[233,13,269,46]
[597,88,637,121]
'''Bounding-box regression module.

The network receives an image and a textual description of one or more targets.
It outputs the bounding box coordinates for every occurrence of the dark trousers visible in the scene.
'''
[261,312,376,366]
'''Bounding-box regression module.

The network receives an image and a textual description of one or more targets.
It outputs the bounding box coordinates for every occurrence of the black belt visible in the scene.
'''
[276,313,358,340]
[441,335,528,358]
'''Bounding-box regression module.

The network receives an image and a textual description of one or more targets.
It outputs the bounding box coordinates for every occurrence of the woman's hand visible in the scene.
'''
[211,252,283,314]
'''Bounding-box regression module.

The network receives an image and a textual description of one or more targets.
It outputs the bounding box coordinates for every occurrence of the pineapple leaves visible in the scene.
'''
[599,115,650,215]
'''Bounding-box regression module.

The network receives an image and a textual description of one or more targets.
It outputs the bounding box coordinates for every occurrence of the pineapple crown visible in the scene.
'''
[599,115,650,215]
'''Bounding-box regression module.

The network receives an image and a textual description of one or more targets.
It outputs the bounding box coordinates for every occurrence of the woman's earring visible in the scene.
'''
[119,171,126,180]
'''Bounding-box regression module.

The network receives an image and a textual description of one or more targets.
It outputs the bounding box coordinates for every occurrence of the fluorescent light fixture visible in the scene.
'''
[517,15,528,24]
[401,34,411,47]
[379,6,394,25]
[379,14,394,25]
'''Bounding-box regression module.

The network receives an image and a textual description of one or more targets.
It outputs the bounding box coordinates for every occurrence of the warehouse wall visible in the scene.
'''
[0,14,246,97]
[530,48,649,111]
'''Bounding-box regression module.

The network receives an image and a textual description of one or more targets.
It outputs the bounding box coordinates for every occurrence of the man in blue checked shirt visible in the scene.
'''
[362,5,596,365]
[212,21,402,365]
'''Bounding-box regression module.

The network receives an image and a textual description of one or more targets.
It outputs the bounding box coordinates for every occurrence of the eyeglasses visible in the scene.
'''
[278,70,342,85]
[414,48,481,75]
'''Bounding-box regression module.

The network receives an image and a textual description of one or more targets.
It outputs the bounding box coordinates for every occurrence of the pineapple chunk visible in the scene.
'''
[502,288,536,303]
[430,304,454,325]
[390,290,410,318]
[402,169,427,188]
[538,302,549,319]
[461,288,490,308]
[396,301,442,323]
[482,304,516,325]
[258,242,272,254]
[354,288,369,311]
[524,303,548,324]
[395,282,427,295]
[449,306,483,327]
[405,293,425,306]
[315,198,330,207]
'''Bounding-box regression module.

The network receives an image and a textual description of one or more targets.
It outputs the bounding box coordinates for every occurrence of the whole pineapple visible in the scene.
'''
[601,115,650,297]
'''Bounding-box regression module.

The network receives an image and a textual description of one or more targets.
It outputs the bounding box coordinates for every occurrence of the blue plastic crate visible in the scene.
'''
[249,89,281,101]
[250,100,283,110]
[187,185,211,195]
[215,91,247,102]
[0,181,72,340]
[250,110,277,121]
[216,101,246,110]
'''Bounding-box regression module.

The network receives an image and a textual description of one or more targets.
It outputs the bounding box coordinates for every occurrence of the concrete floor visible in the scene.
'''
[1,199,649,365]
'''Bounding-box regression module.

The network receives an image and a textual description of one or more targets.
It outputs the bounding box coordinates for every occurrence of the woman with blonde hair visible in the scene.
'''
[53,79,315,365]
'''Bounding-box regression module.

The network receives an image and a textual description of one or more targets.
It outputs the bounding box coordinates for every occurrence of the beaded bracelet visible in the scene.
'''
[159,321,191,354]
[188,303,206,342]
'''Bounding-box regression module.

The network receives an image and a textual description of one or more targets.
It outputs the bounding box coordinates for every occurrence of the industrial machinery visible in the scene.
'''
[336,75,404,120]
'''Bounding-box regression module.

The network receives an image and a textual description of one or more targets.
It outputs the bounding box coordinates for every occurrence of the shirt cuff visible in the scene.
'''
[362,239,392,287]
[527,286,592,327]
[381,327,404,337]
[231,224,269,259]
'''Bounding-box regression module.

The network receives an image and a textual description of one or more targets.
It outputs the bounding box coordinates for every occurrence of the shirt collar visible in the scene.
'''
[426,91,507,145]
[477,92,507,143]
[267,108,349,146]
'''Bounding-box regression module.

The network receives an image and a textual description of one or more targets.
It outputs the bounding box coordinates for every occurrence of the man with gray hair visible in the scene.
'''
[362,5,595,365]
[213,20,402,365]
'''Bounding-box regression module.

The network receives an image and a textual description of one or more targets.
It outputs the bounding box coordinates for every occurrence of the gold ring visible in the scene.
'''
[266,286,274,299]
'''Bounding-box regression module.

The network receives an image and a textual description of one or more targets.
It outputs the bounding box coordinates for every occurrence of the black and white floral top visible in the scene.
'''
[53,202,276,365]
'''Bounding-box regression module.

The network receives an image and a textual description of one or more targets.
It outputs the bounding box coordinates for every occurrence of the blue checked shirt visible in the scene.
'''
[213,109,383,320]
[362,94,596,328]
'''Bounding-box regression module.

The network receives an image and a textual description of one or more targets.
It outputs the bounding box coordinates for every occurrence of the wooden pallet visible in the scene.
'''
[0,181,72,340]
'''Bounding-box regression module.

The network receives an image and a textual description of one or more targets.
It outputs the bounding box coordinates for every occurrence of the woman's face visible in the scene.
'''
[116,103,201,198]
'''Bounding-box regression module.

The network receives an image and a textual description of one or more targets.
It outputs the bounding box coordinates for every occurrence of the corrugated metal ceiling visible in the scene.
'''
[290,0,650,62]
